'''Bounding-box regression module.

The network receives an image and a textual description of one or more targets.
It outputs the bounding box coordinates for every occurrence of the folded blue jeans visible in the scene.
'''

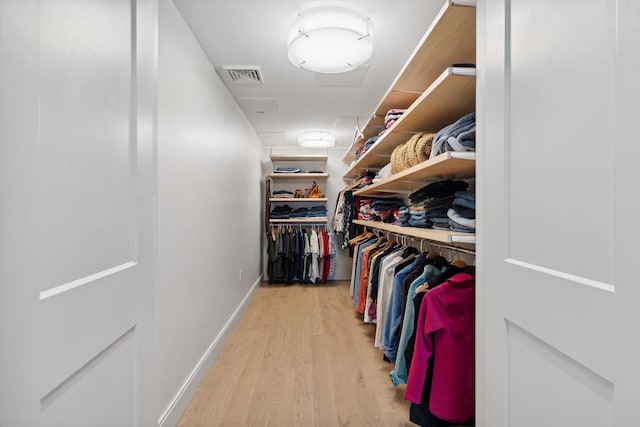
[447,208,476,229]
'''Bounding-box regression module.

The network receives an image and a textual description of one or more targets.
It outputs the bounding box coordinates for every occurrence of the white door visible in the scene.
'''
[0,0,157,425]
[477,0,640,425]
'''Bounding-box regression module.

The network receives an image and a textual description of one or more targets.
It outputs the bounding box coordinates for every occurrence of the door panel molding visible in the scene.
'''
[506,320,614,427]
[39,261,138,300]
[505,258,615,293]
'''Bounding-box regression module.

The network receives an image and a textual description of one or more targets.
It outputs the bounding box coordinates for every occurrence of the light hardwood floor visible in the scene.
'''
[178,280,417,427]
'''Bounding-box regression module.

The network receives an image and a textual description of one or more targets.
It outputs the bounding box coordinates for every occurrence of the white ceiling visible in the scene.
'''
[173,0,445,148]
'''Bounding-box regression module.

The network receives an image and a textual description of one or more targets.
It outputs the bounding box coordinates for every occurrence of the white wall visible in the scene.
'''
[156,1,263,424]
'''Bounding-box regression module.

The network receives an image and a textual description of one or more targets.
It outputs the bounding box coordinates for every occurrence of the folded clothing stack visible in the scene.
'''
[289,207,309,218]
[364,136,379,151]
[352,175,373,189]
[378,109,407,136]
[359,197,404,223]
[274,167,302,173]
[270,205,328,220]
[447,190,476,233]
[406,180,469,228]
[373,163,392,183]
[354,135,381,161]
[430,112,476,159]
[397,206,410,226]
[269,205,293,219]
[272,190,294,199]
[307,206,328,218]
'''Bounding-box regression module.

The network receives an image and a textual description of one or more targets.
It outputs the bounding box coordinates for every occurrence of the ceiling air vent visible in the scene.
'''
[222,65,264,85]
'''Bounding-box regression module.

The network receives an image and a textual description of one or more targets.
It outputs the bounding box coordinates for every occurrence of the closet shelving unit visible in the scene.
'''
[343,1,476,165]
[343,67,475,178]
[354,151,475,195]
[268,172,328,179]
[344,0,476,246]
[352,220,475,244]
[268,154,329,224]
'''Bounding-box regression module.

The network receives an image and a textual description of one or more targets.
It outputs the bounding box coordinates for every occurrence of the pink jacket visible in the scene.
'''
[404,272,475,423]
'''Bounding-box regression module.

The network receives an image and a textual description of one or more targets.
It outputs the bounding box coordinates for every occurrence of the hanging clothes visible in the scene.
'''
[405,272,475,425]
[389,258,448,387]
[265,226,335,285]
[346,229,476,426]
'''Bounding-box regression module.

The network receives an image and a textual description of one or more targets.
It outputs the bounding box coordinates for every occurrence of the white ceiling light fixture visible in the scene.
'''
[287,7,374,74]
[298,130,336,148]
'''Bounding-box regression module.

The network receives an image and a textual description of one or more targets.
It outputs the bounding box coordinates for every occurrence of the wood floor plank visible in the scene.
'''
[178,281,417,426]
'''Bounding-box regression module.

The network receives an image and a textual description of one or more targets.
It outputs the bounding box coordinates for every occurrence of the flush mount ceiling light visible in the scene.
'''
[298,130,336,148]
[287,7,373,74]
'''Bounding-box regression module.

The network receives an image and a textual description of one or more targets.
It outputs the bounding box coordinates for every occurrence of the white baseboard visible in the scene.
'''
[157,276,262,427]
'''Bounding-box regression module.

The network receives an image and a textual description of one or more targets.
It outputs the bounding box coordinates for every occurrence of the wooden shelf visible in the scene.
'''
[269,173,329,179]
[269,218,328,224]
[342,1,476,162]
[269,198,328,202]
[343,68,476,178]
[353,220,475,244]
[389,1,476,94]
[353,152,475,196]
[270,155,328,162]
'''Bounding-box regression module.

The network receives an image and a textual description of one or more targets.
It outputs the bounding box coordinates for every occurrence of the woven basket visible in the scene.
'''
[416,133,435,162]
[404,133,424,167]
[390,144,405,174]
[399,143,411,171]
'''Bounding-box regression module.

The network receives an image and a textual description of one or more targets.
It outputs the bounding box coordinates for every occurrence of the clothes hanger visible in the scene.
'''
[450,249,467,268]
[349,231,373,244]
[415,281,430,294]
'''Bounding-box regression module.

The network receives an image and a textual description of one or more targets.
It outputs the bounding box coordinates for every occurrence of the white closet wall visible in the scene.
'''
[156,1,263,424]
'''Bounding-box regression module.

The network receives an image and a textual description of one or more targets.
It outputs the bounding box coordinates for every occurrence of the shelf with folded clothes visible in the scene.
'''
[269,172,329,179]
[269,204,329,222]
[352,179,475,244]
[352,152,475,196]
[269,154,328,162]
[342,1,476,163]
[269,198,329,202]
[353,220,475,244]
[343,67,476,179]
[269,218,329,224]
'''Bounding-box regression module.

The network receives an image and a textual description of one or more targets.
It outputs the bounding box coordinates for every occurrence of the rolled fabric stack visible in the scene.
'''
[406,180,469,228]
[390,132,435,174]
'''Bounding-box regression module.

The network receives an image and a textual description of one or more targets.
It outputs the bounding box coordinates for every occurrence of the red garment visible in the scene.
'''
[321,232,330,283]
[404,272,475,423]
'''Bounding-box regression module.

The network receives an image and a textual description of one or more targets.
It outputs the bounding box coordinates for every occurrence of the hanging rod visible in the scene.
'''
[364,225,475,256]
